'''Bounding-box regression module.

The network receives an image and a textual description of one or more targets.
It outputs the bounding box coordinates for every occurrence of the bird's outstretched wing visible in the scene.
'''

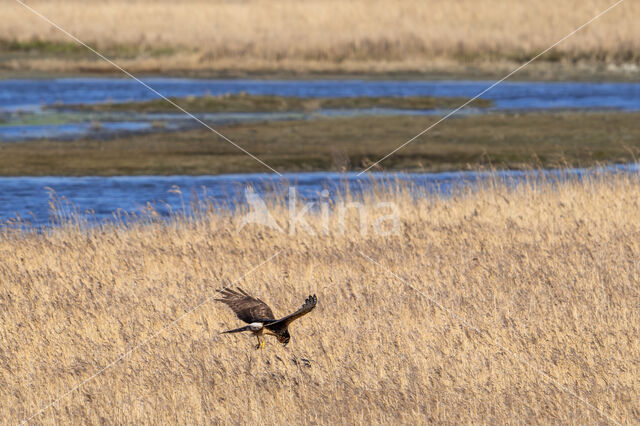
[215,287,275,323]
[268,294,317,328]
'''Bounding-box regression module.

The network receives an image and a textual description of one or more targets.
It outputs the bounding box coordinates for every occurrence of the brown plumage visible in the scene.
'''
[215,287,317,349]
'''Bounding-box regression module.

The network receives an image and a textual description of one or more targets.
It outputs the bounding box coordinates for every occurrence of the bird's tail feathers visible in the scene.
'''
[220,325,251,334]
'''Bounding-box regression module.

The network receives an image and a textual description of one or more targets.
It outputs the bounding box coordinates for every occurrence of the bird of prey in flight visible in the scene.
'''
[216,287,317,349]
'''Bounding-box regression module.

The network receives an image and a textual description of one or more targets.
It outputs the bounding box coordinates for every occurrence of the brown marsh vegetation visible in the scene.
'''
[59,93,492,113]
[1,0,638,78]
[1,174,639,423]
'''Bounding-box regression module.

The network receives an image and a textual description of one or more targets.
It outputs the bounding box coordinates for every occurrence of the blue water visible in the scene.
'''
[0,121,157,140]
[2,165,638,226]
[2,78,640,111]
[1,78,640,141]
[1,78,639,226]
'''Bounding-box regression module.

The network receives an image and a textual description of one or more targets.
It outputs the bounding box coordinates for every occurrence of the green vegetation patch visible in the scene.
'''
[0,39,85,54]
[1,111,638,176]
[0,38,177,59]
[55,93,493,113]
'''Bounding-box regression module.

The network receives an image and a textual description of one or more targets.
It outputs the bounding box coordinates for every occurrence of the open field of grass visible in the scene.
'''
[1,0,638,78]
[1,175,639,423]
[1,111,639,175]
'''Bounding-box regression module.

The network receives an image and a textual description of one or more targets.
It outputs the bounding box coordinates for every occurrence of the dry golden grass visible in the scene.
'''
[1,0,639,75]
[1,174,640,423]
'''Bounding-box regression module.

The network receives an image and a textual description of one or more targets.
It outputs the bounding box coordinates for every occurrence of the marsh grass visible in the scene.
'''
[2,111,639,176]
[1,173,639,423]
[58,93,493,114]
[1,0,638,76]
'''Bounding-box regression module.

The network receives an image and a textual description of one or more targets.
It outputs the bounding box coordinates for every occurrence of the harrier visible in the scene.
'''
[216,287,317,349]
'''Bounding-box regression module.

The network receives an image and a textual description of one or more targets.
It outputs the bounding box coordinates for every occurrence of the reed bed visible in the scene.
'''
[0,173,639,423]
[1,0,638,74]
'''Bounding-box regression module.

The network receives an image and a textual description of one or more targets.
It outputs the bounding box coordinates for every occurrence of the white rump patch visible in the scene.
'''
[249,322,263,331]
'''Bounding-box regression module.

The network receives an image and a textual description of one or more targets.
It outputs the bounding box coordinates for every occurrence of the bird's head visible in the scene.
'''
[278,330,291,347]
